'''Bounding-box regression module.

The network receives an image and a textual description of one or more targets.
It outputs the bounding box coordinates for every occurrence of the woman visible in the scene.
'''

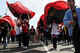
[51,20,60,50]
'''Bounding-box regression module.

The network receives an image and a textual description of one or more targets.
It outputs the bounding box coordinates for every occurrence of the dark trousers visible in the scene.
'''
[72,27,80,53]
[2,33,8,48]
[44,32,49,45]
[22,32,30,47]
[16,34,22,47]
[52,37,57,49]
[0,35,3,43]
[11,36,15,42]
[67,36,72,44]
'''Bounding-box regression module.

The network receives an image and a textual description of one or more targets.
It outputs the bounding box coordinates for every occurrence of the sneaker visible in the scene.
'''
[3,46,8,49]
[54,48,57,51]
[5,46,8,48]
[23,46,27,49]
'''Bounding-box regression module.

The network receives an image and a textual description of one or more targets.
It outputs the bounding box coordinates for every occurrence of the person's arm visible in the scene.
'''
[63,10,73,27]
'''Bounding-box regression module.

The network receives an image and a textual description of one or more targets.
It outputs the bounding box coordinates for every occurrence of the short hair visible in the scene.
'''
[21,14,28,20]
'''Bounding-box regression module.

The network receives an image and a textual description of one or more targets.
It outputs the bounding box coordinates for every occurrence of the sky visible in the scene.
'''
[0,0,80,29]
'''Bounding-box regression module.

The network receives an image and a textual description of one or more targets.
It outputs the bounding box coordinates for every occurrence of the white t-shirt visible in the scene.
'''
[51,23,60,35]
[16,26,22,35]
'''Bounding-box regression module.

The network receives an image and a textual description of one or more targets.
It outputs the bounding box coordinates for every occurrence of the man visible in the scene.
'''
[22,19,30,48]
[0,22,9,48]
[63,8,80,53]
[30,26,35,42]
[39,19,44,42]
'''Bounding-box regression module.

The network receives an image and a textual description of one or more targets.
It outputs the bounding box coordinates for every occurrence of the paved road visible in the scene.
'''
[0,41,75,53]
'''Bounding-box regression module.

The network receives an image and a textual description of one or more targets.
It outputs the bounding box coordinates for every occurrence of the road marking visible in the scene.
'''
[15,42,43,53]
[15,52,22,53]
[15,42,51,53]
[40,42,51,53]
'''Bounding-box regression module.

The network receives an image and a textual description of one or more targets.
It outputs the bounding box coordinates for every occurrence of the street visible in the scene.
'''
[0,41,75,53]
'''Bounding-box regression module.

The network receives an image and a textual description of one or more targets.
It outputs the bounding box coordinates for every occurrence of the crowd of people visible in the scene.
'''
[37,20,72,50]
[0,18,36,48]
[0,17,72,49]
[0,1,80,53]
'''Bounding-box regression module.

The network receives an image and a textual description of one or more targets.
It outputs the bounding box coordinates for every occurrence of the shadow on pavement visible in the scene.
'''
[48,48,56,51]
[57,42,64,45]
[0,44,43,53]
[60,46,74,52]
[29,44,43,49]
[0,47,27,53]
[22,50,47,53]
[61,43,72,46]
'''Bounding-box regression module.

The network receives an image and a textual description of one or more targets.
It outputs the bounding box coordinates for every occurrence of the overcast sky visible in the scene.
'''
[0,0,80,29]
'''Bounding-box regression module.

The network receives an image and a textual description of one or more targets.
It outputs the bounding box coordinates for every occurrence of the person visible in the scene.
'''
[30,26,35,42]
[62,26,70,44]
[10,27,16,42]
[39,19,44,42]
[44,26,49,45]
[0,29,2,44]
[58,24,63,42]
[36,27,40,41]
[16,23,22,47]
[22,19,30,48]
[51,20,60,50]
[0,22,10,48]
[63,8,80,53]
[35,28,39,42]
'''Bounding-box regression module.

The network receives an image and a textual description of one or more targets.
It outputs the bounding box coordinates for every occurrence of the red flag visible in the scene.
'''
[0,16,16,27]
[44,1,69,16]
[7,1,35,19]
[37,14,47,30]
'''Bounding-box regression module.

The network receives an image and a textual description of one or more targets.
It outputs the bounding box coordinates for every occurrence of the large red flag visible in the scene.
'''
[37,14,47,30]
[0,16,16,27]
[44,1,69,16]
[7,1,35,19]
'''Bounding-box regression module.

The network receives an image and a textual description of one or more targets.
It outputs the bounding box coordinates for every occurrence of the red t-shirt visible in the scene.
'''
[10,29,16,36]
[22,23,29,33]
